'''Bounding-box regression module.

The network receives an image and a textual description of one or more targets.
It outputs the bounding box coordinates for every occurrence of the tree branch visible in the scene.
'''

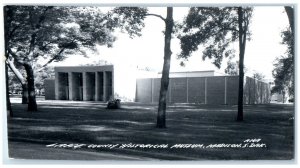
[41,48,66,68]
[6,57,26,85]
[222,19,238,33]
[285,6,294,34]
[145,13,166,22]
[8,25,20,39]
[7,48,25,64]
[222,27,238,33]
[27,7,52,57]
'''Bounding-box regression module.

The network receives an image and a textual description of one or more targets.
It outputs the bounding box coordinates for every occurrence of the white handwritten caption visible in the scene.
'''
[46,139,266,149]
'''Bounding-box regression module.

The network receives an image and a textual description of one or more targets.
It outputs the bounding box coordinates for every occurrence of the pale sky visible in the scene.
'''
[51,6,289,80]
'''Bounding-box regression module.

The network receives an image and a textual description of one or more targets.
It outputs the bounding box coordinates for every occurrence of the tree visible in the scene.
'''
[285,6,294,35]
[34,65,55,96]
[236,7,252,121]
[5,64,12,117]
[178,7,252,121]
[225,60,239,75]
[272,6,294,101]
[4,8,13,116]
[156,8,173,128]
[4,6,119,111]
[272,49,293,103]
[6,58,28,104]
[224,60,248,76]
[252,72,265,81]
[113,7,173,128]
[8,68,22,94]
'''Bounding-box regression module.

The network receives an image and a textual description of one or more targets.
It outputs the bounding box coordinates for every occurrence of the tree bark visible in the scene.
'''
[22,84,28,104]
[156,7,173,128]
[4,7,12,117]
[284,6,294,35]
[6,58,28,104]
[6,63,13,117]
[237,7,245,121]
[23,63,38,111]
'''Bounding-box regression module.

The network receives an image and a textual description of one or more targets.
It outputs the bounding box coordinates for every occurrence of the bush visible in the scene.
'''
[107,99,121,109]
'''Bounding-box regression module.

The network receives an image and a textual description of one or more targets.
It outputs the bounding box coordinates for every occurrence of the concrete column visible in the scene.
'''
[68,72,73,100]
[205,77,207,104]
[95,72,99,101]
[103,71,107,101]
[82,72,87,101]
[111,69,114,100]
[224,76,227,104]
[55,71,59,100]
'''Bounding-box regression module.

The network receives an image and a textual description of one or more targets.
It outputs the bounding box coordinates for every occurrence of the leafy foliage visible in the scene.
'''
[112,7,148,38]
[224,60,239,75]
[272,6,294,99]
[4,6,124,111]
[272,29,294,97]
[252,72,265,81]
[5,6,122,66]
[224,60,249,76]
[178,7,252,121]
[8,68,23,94]
[178,7,252,68]
[34,65,55,95]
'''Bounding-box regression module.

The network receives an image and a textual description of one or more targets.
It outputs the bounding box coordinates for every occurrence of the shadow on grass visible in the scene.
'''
[7,100,294,160]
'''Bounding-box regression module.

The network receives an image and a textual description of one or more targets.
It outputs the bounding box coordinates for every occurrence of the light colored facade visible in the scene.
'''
[51,65,114,101]
[136,75,271,105]
[157,70,224,78]
[45,66,271,104]
[45,65,146,102]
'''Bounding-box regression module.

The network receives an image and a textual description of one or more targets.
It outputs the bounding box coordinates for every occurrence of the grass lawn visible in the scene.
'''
[7,98,295,160]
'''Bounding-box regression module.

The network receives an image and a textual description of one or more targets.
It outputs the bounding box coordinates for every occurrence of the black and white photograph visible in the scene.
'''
[1,0,296,163]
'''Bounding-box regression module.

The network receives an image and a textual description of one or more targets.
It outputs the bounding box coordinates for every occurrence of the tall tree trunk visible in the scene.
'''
[6,58,28,104]
[4,7,12,116]
[284,6,294,57]
[284,6,294,98]
[6,63,13,117]
[23,63,37,111]
[156,7,173,128]
[22,84,28,104]
[237,7,246,121]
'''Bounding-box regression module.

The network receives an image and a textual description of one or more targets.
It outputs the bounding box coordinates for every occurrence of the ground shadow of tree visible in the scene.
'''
[8,101,294,160]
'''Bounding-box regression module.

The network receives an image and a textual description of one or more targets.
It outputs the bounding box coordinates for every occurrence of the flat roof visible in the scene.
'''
[158,70,215,74]
[54,65,113,72]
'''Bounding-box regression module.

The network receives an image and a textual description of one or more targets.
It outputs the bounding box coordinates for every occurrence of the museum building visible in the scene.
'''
[44,65,271,105]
